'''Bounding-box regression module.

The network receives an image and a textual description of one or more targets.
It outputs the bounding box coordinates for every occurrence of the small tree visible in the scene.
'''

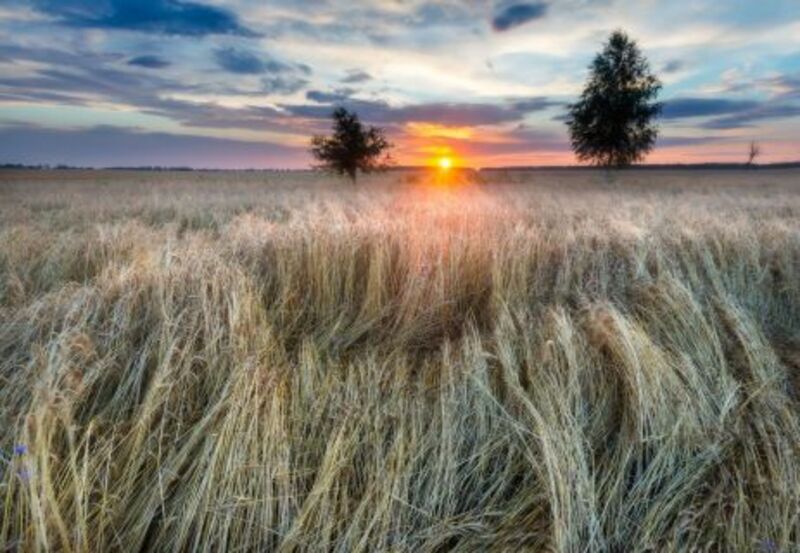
[566,30,663,168]
[310,107,391,183]
[747,140,761,167]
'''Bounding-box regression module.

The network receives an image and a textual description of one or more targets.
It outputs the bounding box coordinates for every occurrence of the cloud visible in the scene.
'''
[32,0,258,37]
[128,55,170,69]
[0,65,183,104]
[0,52,305,131]
[214,47,271,74]
[701,103,800,129]
[491,2,548,32]
[287,94,561,127]
[0,90,85,104]
[138,98,298,132]
[712,69,800,98]
[341,70,372,84]
[0,123,306,168]
[213,47,309,90]
[262,75,308,95]
[509,97,563,112]
[753,72,800,99]
[662,93,800,130]
[662,60,684,74]
[305,88,356,103]
[660,96,800,129]
[661,97,759,119]
[411,2,477,27]
[0,42,121,69]
[656,135,724,147]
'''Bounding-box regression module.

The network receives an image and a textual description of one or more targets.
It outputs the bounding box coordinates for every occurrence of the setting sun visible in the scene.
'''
[438,157,453,170]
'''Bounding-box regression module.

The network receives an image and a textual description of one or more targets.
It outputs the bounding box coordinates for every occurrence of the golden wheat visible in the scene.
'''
[1,168,799,552]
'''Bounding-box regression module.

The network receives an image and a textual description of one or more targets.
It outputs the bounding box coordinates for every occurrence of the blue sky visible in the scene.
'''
[0,0,798,168]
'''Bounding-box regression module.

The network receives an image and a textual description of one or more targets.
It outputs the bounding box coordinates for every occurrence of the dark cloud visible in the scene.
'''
[656,135,724,147]
[0,65,181,104]
[213,48,308,90]
[245,2,478,46]
[411,3,476,27]
[0,43,121,68]
[290,102,491,126]
[492,2,549,32]
[660,96,800,129]
[510,97,563,112]
[758,72,800,99]
[0,49,306,131]
[0,124,306,168]
[137,98,298,132]
[306,88,356,103]
[31,0,258,37]
[701,103,800,129]
[296,63,313,76]
[661,97,759,119]
[341,70,372,84]
[214,47,271,74]
[128,55,170,69]
[662,60,683,74]
[285,94,562,126]
[262,75,308,95]
[0,90,85,104]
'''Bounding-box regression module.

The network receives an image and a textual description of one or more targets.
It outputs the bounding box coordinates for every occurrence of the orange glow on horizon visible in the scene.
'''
[393,128,800,169]
[405,122,475,140]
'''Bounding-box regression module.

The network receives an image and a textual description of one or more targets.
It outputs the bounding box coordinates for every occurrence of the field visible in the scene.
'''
[1,168,800,551]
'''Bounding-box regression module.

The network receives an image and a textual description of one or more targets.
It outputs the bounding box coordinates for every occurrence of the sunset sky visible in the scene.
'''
[1,0,799,168]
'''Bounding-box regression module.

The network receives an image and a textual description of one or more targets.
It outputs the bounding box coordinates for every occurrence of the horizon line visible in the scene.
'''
[3,161,800,172]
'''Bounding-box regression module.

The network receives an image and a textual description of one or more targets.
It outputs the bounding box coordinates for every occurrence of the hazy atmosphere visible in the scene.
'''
[1,0,799,168]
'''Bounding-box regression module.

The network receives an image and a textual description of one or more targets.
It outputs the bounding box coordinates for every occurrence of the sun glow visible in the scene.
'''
[437,156,453,170]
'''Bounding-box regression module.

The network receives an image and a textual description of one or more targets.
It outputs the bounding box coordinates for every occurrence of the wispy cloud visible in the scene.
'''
[662,98,759,119]
[661,96,800,129]
[341,70,372,84]
[128,55,170,69]
[701,103,800,129]
[284,96,560,127]
[214,47,281,74]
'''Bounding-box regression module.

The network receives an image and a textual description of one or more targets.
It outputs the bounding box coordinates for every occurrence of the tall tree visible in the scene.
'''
[566,30,663,168]
[310,107,391,183]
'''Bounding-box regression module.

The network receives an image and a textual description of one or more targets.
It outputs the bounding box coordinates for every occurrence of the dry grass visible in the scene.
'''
[1,168,800,552]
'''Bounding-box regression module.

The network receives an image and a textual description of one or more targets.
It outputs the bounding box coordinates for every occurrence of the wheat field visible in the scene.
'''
[1,168,799,552]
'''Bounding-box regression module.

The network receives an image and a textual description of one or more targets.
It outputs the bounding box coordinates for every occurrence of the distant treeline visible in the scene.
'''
[0,163,99,170]
[0,164,302,172]
[396,163,800,172]
[481,162,800,172]
[2,162,800,172]
[0,163,196,171]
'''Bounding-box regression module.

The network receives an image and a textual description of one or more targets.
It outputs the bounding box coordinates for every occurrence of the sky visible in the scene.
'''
[0,0,799,169]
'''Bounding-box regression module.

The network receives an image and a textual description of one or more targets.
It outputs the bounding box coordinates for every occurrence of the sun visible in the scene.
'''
[437,156,453,170]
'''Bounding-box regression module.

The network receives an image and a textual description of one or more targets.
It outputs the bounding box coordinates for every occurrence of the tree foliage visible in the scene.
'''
[566,31,662,168]
[310,107,391,183]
